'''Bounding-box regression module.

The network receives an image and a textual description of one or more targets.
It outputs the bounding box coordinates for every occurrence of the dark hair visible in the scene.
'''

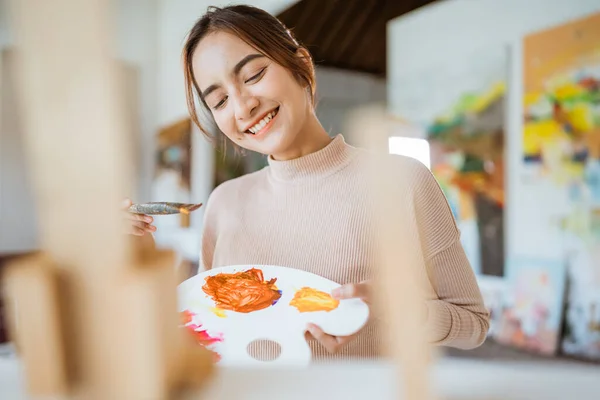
[182,5,316,142]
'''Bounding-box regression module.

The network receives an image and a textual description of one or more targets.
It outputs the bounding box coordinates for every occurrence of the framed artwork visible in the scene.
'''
[476,275,507,338]
[494,257,567,355]
[520,11,600,360]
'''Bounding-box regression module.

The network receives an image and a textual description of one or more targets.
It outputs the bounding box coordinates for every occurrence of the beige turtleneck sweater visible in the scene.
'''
[200,134,489,361]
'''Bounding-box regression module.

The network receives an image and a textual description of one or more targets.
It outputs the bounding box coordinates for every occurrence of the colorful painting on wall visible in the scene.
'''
[494,258,567,355]
[428,81,507,277]
[522,12,600,360]
[389,46,508,277]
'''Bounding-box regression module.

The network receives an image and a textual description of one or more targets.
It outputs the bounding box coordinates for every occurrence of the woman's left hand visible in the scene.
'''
[305,280,371,354]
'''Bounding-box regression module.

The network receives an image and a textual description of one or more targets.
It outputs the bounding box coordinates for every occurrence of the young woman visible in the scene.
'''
[128,5,489,361]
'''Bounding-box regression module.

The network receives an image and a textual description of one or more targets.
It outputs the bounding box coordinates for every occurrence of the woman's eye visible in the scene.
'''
[245,67,266,84]
[213,96,227,110]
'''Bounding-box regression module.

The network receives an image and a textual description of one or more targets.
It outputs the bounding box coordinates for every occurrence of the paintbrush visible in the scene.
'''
[127,202,203,215]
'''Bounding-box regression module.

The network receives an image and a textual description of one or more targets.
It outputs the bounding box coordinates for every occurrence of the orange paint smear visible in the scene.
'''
[289,287,340,313]
[202,268,282,313]
[181,309,195,325]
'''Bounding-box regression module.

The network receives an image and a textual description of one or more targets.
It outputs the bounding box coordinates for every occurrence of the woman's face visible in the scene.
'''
[192,31,312,157]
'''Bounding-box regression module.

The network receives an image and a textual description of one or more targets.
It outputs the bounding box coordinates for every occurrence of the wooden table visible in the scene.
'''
[1,353,597,400]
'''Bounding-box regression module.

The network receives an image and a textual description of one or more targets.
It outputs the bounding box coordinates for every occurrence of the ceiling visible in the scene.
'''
[276,0,440,77]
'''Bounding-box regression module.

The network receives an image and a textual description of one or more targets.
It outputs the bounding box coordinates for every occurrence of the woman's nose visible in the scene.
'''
[234,93,260,121]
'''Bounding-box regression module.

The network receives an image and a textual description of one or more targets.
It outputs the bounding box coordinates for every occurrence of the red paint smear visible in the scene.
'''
[202,268,282,313]
[188,325,223,346]
[180,310,223,362]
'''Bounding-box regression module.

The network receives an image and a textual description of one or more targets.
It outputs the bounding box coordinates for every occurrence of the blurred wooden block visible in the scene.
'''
[2,249,214,400]
[9,0,130,272]
[99,249,214,399]
[2,254,69,397]
[8,0,214,398]
[351,106,434,400]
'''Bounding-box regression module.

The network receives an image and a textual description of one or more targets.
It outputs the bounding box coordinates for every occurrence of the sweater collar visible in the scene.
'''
[267,134,357,182]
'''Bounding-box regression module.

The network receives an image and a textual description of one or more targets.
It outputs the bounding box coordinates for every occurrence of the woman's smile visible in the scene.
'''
[244,106,280,138]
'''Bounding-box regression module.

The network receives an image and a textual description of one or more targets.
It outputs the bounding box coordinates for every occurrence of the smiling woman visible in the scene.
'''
[182,5,331,160]
[178,5,490,362]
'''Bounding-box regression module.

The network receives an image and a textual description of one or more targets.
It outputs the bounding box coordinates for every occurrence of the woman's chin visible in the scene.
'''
[246,130,290,156]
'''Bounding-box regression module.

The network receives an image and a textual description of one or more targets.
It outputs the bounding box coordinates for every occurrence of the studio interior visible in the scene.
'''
[0,0,599,399]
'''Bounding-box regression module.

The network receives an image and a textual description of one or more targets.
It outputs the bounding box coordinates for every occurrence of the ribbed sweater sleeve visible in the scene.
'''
[411,160,490,349]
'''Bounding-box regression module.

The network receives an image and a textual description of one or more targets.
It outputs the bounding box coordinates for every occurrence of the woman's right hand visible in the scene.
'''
[122,198,157,236]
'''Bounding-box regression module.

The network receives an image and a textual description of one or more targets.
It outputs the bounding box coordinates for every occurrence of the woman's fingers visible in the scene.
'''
[305,323,353,354]
[121,198,156,236]
[331,281,371,304]
[125,221,156,235]
[130,220,155,231]
[125,212,154,224]
[306,324,340,353]
[125,224,146,236]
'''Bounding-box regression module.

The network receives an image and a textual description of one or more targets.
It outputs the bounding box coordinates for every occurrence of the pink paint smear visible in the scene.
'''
[181,310,224,362]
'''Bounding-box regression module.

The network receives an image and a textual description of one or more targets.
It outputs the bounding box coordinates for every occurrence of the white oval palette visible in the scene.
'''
[177,265,370,367]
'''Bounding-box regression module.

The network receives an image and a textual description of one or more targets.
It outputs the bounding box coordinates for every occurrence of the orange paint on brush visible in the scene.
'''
[202,268,282,313]
[289,287,340,313]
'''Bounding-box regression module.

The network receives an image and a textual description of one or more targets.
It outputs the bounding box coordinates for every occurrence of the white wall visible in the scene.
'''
[0,0,12,48]
[0,51,39,253]
[116,0,160,202]
[387,0,600,261]
[0,0,39,253]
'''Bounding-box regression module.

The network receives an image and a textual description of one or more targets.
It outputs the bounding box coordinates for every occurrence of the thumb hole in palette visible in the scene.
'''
[247,338,282,362]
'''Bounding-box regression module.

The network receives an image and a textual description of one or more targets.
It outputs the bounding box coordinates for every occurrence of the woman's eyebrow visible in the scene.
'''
[201,53,265,99]
[232,53,265,75]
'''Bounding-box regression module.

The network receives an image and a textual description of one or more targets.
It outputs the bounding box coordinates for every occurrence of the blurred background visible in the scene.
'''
[1,0,599,371]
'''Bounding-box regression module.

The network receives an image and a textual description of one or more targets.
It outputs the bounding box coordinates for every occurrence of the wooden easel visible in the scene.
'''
[0,1,433,399]
[1,1,213,399]
[353,106,436,400]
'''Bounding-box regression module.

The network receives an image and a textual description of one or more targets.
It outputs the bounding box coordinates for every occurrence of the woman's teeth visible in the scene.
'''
[248,109,278,134]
